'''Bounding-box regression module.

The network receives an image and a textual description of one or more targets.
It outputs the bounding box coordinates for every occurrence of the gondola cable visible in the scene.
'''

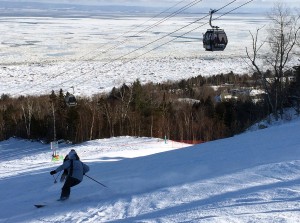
[38,0,241,92]
[9,0,202,97]
[9,0,254,97]
[70,0,254,89]
[60,0,246,89]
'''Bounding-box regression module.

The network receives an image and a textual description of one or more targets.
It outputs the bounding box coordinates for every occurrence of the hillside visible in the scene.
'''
[0,115,300,222]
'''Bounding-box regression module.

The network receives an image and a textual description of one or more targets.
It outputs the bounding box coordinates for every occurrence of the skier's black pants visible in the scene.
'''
[61,176,81,198]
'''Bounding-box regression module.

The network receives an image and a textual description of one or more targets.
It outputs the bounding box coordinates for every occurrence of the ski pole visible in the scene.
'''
[53,171,61,184]
[85,174,107,188]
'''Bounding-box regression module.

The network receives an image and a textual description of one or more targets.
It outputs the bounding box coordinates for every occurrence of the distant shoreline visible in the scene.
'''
[0,0,272,18]
[0,11,266,19]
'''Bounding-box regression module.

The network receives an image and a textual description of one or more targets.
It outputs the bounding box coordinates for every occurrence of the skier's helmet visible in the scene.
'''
[68,149,77,160]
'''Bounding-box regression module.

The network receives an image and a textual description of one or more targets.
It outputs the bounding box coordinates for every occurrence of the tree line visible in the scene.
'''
[1,69,298,144]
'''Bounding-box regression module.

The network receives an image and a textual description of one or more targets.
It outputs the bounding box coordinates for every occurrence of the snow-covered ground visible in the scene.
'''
[1,14,298,97]
[1,114,300,222]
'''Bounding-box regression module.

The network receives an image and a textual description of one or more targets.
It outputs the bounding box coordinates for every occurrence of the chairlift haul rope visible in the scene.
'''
[10,0,203,97]
[9,0,254,97]
[72,0,255,88]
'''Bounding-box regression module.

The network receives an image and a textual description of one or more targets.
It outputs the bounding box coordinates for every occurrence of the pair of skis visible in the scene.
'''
[34,198,68,208]
[35,174,107,208]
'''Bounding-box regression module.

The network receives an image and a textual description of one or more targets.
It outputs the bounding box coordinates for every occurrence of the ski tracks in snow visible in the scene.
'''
[65,161,300,222]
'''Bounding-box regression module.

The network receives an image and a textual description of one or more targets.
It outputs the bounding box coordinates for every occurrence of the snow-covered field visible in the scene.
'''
[0,115,300,222]
[1,13,298,97]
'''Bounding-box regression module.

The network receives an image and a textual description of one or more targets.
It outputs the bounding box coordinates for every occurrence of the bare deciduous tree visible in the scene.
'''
[246,3,300,120]
[21,98,34,139]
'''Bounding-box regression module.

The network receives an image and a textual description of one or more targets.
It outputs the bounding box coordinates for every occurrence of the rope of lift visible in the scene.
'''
[53,0,241,90]
[8,0,203,97]
[10,0,255,96]
[69,0,253,88]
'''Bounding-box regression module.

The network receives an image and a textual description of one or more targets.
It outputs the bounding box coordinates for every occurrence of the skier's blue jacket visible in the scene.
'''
[55,153,89,182]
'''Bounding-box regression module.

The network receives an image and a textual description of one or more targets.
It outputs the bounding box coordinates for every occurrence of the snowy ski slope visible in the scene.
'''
[1,116,300,222]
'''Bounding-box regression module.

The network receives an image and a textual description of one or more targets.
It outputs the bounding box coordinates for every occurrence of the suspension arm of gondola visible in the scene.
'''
[209,9,219,29]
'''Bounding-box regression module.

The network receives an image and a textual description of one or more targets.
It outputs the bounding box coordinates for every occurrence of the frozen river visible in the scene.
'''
[0,13,297,96]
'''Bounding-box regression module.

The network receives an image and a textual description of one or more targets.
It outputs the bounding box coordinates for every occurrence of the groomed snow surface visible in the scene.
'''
[1,115,300,222]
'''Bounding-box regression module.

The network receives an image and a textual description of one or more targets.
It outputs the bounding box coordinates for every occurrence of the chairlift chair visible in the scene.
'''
[203,9,228,51]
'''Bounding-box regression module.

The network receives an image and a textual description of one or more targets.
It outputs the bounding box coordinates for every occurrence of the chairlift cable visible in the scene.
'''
[45,0,242,90]
[71,0,255,88]
[9,0,254,96]
[116,0,254,64]
[100,0,204,54]
[132,0,255,60]
[63,0,251,88]
[100,0,195,51]
[113,0,189,39]
[70,0,235,71]
[125,1,251,60]
[8,0,201,97]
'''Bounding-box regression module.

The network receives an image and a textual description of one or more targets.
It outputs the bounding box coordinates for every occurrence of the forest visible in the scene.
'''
[0,66,299,144]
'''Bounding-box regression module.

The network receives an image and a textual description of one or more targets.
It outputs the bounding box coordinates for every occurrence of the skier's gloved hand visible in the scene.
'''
[50,170,56,175]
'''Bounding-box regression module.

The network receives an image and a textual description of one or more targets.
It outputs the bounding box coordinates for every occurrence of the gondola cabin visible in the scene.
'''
[203,9,228,52]
[65,94,77,107]
[203,29,228,51]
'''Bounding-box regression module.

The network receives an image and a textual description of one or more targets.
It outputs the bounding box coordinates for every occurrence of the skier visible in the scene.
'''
[50,149,89,200]
[60,149,80,182]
